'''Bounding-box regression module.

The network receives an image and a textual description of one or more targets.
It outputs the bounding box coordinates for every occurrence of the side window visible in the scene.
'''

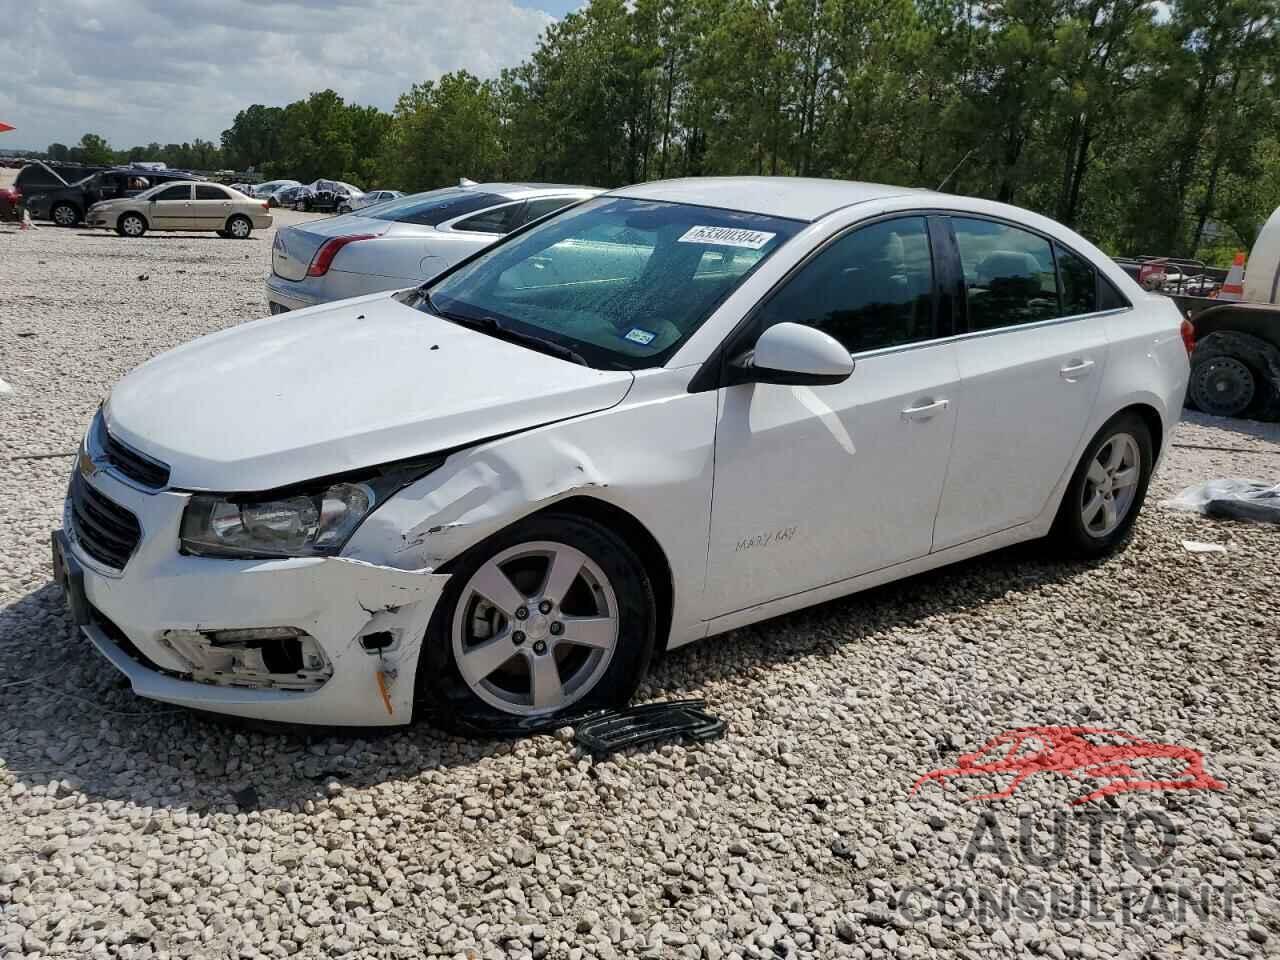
[1098,274,1130,311]
[952,218,1057,331]
[1054,244,1095,316]
[1056,244,1097,316]
[515,196,576,227]
[755,217,935,354]
[195,185,228,200]
[454,203,522,234]
[152,185,191,202]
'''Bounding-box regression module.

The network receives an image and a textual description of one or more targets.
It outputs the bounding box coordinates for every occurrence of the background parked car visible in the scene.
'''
[15,161,103,197]
[305,180,364,213]
[86,181,272,238]
[290,185,316,210]
[26,166,205,226]
[266,182,599,313]
[271,184,309,208]
[339,189,403,214]
[252,179,301,201]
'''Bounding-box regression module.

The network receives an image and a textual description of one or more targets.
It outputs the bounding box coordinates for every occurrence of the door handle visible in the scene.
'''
[1059,359,1095,380]
[901,398,949,421]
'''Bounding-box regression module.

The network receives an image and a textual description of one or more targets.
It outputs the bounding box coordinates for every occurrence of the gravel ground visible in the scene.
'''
[2,177,1279,960]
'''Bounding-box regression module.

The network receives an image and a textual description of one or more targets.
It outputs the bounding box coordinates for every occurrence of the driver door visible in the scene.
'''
[148,184,194,229]
[703,215,961,618]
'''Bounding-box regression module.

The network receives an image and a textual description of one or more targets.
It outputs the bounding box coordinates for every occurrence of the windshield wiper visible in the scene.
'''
[428,298,588,366]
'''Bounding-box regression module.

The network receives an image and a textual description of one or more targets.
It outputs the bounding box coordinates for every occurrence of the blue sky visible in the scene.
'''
[1,0,584,151]
[517,0,582,13]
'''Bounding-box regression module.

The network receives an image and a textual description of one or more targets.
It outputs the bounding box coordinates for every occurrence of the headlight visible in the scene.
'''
[179,459,443,559]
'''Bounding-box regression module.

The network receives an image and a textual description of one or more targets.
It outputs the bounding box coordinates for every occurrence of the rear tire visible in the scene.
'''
[1188,331,1280,420]
[227,215,252,239]
[1049,412,1153,558]
[416,513,656,727]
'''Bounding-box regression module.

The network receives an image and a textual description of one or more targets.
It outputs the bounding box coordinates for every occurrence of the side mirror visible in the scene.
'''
[732,322,855,386]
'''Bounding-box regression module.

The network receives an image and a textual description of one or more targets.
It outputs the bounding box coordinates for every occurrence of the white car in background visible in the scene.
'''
[56,177,1189,727]
[253,179,300,200]
[265,182,600,313]
[338,189,403,214]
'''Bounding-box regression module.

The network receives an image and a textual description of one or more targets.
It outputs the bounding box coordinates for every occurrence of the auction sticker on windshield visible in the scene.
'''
[678,225,776,249]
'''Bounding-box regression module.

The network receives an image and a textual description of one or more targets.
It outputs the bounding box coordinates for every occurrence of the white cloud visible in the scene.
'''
[0,0,557,150]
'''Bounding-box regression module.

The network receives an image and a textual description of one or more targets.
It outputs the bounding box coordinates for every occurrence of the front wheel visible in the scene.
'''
[118,213,146,238]
[1050,412,1153,558]
[417,513,656,725]
[52,203,79,227]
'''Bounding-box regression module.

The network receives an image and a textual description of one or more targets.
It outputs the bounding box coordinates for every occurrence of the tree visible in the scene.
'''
[77,133,113,165]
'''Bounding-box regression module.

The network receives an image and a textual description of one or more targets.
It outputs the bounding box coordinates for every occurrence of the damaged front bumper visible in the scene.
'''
[60,466,449,726]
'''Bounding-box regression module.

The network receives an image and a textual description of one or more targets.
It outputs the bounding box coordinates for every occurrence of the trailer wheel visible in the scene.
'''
[1188,331,1280,421]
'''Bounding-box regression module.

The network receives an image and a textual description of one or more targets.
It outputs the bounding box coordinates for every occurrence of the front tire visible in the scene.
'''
[1050,412,1153,558]
[52,202,79,227]
[417,513,656,726]
[118,213,147,237]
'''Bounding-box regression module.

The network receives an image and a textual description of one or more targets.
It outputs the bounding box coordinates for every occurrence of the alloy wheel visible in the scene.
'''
[451,540,620,716]
[230,218,250,239]
[1080,432,1141,538]
[53,205,76,226]
[122,215,144,237]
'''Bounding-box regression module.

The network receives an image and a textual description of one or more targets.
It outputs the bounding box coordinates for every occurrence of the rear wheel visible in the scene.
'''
[227,215,252,239]
[1050,412,1153,558]
[1188,331,1280,420]
[52,202,79,227]
[118,213,146,238]
[417,513,656,725]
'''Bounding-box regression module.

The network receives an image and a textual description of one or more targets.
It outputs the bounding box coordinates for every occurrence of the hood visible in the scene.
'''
[105,293,635,492]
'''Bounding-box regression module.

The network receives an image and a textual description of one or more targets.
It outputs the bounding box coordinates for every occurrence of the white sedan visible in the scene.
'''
[56,177,1190,727]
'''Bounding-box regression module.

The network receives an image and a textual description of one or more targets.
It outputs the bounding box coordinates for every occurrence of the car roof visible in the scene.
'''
[475,182,603,200]
[608,176,926,222]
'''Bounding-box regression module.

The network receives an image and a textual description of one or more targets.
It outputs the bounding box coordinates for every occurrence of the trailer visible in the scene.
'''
[1114,206,1280,420]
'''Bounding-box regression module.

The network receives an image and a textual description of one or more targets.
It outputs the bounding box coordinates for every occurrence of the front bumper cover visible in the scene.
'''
[61,465,450,726]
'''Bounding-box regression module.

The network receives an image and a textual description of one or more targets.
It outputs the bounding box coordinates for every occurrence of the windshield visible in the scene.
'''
[411,197,802,370]
[368,187,504,226]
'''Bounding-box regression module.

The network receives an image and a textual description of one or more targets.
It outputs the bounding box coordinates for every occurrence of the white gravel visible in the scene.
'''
[2,174,1279,959]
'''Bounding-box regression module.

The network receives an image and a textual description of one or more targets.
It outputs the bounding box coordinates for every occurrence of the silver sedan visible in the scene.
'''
[265,182,600,313]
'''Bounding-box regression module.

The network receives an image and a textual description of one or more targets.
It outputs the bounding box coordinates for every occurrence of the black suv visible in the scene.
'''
[25,166,206,226]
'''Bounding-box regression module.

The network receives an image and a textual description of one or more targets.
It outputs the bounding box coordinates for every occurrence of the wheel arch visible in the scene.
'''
[117,210,147,232]
[1118,402,1164,462]
[1191,305,1280,353]
[524,495,676,655]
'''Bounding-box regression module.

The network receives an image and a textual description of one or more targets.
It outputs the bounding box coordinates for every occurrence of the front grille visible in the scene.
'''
[69,471,142,570]
[102,429,170,488]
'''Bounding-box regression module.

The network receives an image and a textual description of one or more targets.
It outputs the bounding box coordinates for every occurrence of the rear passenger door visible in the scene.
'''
[931,216,1108,549]
[192,184,233,232]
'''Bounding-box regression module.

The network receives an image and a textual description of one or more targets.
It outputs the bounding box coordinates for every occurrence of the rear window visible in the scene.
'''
[367,188,504,226]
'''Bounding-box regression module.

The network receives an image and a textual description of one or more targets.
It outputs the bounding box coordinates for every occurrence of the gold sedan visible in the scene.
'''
[87,181,273,238]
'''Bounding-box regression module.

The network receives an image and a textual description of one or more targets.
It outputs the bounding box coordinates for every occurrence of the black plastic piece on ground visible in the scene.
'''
[573,699,725,758]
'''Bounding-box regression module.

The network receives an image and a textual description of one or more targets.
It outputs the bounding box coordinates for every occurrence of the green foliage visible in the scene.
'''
[47,0,1277,263]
